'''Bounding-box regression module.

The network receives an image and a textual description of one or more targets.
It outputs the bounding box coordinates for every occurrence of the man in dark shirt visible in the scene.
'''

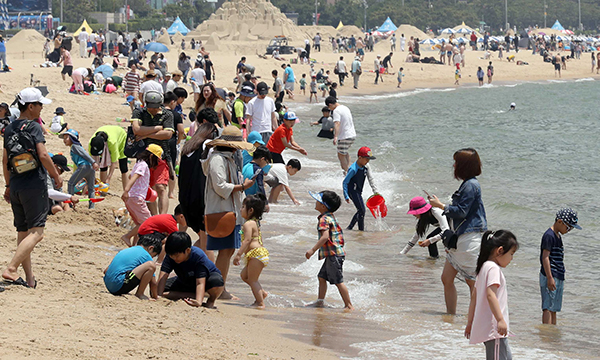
[203,54,214,81]
[163,91,185,199]
[2,88,61,289]
[382,52,393,72]
[132,90,174,215]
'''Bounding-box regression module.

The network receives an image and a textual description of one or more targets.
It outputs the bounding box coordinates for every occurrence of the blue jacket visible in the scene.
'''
[443,177,487,236]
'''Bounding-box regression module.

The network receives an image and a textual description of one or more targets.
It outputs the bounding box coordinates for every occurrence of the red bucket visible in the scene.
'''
[366,194,387,218]
[146,187,158,202]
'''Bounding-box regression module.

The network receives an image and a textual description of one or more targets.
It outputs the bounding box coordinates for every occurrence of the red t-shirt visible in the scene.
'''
[138,214,178,236]
[267,124,292,154]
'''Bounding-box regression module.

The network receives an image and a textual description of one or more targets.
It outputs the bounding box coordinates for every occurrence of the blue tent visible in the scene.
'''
[377,17,397,33]
[167,16,190,36]
[551,20,565,31]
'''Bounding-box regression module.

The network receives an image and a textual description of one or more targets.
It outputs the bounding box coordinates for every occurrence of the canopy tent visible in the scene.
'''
[73,19,93,37]
[377,17,397,33]
[336,21,344,30]
[167,16,190,36]
[551,20,564,31]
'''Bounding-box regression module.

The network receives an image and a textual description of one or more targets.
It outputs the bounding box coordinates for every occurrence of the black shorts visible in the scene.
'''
[164,273,224,293]
[318,256,345,285]
[181,201,205,233]
[113,271,141,295]
[61,65,73,76]
[100,158,129,174]
[270,151,284,164]
[554,63,561,71]
[168,137,178,168]
[10,187,48,232]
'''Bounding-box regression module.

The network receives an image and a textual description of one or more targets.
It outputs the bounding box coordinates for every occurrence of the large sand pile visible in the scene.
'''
[7,29,47,54]
[395,24,431,40]
[338,25,364,38]
[197,0,305,42]
[300,25,338,40]
[156,28,171,45]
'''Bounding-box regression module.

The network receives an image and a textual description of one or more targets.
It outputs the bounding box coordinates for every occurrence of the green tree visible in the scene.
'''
[164,2,197,25]
[52,0,94,22]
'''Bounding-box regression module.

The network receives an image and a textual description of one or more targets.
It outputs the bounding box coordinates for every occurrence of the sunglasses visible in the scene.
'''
[562,220,574,232]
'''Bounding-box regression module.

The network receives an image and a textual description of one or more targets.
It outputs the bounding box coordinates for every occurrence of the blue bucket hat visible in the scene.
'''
[247,131,265,145]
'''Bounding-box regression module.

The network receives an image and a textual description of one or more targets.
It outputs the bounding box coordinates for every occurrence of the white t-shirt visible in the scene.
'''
[140,80,164,95]
[336,60,347,74]
[78,31,89,43]
[89,33,96,42]
[246,96,276,134]
[265,163,289,187]
[74,67,89,77]
[165,79,178,93]
[470,261,509,344]
[190,68,206,92]
[117,35,123,44]
[332,104,356,140]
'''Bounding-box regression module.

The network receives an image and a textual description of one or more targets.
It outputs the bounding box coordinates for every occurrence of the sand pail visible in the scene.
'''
[366,194,387,218]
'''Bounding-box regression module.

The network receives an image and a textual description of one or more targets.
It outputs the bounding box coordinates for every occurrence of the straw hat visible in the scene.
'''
[206,126,254,151]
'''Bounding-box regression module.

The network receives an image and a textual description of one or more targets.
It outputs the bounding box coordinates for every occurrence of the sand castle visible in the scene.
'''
[197,0,306,43]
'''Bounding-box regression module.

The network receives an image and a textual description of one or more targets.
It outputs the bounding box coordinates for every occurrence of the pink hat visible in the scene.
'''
[407,196,432,215]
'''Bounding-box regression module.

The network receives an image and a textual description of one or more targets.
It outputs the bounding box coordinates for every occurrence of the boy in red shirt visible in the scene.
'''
[266,111,307,164]
[138,204,187,237]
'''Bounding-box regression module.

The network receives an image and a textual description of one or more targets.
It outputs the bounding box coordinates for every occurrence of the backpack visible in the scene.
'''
[123,125,146,158]
[6,120,40,174]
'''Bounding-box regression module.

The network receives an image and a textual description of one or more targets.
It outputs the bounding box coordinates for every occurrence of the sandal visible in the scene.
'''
[2,277,31,288]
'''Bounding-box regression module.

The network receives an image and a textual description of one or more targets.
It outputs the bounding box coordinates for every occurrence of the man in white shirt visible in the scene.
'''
[139,70,164,105]
[165,70,181,93]
[374,55,382,84]
[400,33,406,52]
[190,61,207,102]
[246,82,277,144]
[325,96,356,173]
[78,27,89,58]
[89,31,96,56]
[336,56,347,86]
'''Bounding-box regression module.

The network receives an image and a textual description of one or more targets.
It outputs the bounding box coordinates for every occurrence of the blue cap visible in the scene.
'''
[247,131,265,145]
[309,191,329,210]
[126,95,135,102]
[59,129,81,145]
[284,111,298,121]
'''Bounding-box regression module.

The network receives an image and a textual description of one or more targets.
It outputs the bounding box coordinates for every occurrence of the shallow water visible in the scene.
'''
[228,79,600,359]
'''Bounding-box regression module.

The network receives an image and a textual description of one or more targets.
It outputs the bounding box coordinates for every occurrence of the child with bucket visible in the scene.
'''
[401,196,449,258]
[342,147,379,231]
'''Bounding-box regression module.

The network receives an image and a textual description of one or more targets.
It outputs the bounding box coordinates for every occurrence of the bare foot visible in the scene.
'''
[121,235,132,247]
[305,299,326,308]
[2,269,19,282]
[168,194,176,199]
[261,290,268,299]
[250,301,265,309]
[135,294,149,300]
[218,290,240,300]
[343,304,355,311]
[202,302,217,309]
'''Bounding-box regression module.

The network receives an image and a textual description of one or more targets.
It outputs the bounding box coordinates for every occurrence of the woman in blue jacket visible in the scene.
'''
[429,148,487,315]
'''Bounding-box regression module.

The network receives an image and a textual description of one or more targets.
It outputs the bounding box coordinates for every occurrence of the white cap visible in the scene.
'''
[17,88,51,105]
[377,54,381,57]
[510,102,516,107]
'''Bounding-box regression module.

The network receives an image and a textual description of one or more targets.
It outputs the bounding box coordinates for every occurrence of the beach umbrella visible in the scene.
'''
[440,28,456,34]
[561,29,574,35]
[420,38,437,45]
[93,64,114,78]
[144,42,169,53]
[456,37,467,43]
[455,28,471,34]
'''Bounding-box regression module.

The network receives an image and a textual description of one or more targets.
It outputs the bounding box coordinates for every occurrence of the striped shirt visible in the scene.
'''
[123,71,141,93]
[317,212,346,260]
[539,228,565,280]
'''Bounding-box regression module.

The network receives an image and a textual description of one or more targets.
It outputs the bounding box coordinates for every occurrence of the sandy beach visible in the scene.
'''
[0,28,598,359]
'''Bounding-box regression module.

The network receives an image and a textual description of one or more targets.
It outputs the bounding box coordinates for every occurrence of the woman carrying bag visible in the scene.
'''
[202,126,255,300]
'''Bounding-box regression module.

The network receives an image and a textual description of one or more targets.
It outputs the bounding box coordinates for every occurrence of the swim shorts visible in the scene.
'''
[336,137,355,155]
[284,82,295,92]
[540,272,564,312]
[61,65,73,76]
[484,338,512,360]
[164,272,224,293]
[112,271,141,295]
[10,187,48,232]
[150,159,169,187]
[554,63,561,71]
[318,255,345,285]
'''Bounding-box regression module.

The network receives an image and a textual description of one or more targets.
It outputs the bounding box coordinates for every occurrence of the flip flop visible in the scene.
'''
[2,277,31,288]
[0,286,4,292]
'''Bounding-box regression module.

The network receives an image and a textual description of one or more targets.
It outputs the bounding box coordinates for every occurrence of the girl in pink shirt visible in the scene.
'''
[465,230,518,360]
[120,144,162,246]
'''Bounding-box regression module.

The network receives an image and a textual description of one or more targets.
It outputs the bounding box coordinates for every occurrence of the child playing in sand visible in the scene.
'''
[233,194,269,308]
[157,232,224,308]
[265,159,302,205]
[305,190,353,310]
[299,73,307,96]
[121,144,162,246]
[465,230,519,360]
[50,107,68,134]
[539,208,581,325]
[309,75,318,103]
[310,106,334,139]
[343,147,378,231]
[103,233,164,300]
[397,67,404,88]
[60,129,99,208]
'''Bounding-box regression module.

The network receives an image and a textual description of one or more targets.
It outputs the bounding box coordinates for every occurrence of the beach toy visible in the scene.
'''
[146,187,158,202]
[64,198,105,204]
[366,194,388,218]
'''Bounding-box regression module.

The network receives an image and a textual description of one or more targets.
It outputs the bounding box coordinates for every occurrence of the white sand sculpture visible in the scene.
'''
[197,0,307,43]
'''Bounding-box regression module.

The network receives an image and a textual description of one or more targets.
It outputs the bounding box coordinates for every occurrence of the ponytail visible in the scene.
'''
[475,230,519,274]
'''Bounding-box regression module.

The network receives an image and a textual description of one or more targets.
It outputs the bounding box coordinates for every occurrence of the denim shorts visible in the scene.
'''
[540,272,564,312]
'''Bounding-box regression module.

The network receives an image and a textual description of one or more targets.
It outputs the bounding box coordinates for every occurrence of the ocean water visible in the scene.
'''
[229,79,600,359]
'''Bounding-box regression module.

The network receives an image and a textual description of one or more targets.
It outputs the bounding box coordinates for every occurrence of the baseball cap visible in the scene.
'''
[257,82,269,95]
[17,87,51,105]
[556,208,582,230]
[357,146,376,159]
[510,102,516,108]
[51,154,70,172]
[240,84,256,97]
[283,111,298,121]
[146,144,163,159]
[144,90,163,108]
[90,135,106,156]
